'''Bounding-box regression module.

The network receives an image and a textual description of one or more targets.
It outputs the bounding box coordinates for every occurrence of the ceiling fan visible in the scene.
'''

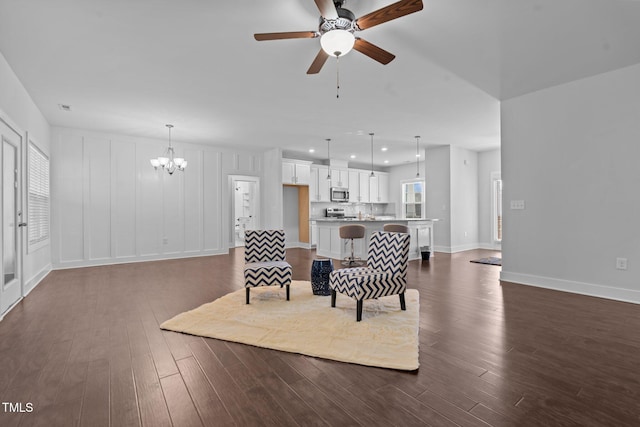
[254,0,424,74]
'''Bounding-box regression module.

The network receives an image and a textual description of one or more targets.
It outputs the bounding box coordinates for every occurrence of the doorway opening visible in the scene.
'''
[230,176,260,247]
[492,172,502,244]
[283,184,310,247]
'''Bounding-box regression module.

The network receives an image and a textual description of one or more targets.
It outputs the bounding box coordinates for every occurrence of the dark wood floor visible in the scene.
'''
[1,248,639,426]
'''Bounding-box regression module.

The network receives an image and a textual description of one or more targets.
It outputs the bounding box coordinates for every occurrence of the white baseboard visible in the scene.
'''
[285,242,312,249]
[53,249,228,270]
[478,242,502,251]
[1,264,52,322]
[434,243,482,253]
[500,270,640,305]
[0,297,22,322]
[450,243,482,253]
[24,264,52,296]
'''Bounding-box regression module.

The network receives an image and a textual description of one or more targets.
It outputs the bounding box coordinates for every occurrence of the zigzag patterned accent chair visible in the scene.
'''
[329,231,410,321]
[243,229,292,304]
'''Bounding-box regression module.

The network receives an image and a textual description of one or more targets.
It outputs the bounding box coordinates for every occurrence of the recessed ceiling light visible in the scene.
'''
[350,154,356,159]
[384,160,389,164]
[58,104,72,111]
[416,153,421,157]
[309,148,315,153]
[381,147,388,152]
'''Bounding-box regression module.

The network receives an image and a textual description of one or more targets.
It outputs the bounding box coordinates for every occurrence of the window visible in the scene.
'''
[28,142,50,251]
[492,176,502,242]
[402,180,424,219]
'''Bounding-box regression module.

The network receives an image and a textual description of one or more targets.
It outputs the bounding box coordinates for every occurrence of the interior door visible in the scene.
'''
[1,118,23,315]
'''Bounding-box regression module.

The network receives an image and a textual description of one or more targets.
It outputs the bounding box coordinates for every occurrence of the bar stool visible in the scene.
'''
[339,224,366,266]
[383,223,409,234]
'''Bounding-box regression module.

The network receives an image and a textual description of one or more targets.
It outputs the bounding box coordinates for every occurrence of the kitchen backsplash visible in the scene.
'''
[310,202,396,219]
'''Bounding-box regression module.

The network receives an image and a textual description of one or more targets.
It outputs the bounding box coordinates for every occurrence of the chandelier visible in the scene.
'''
[150,124,187,174]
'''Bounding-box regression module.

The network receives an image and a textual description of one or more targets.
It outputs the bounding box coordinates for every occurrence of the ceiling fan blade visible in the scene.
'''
[355,0,423,31]
[254,31,318,41]
[307,49,329,74]
[314,0,339,19]
[353,38,395,65]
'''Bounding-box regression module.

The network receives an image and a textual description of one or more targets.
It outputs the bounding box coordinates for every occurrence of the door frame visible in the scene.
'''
[228,175,261,247]
[491,171,502,248]
[1,110,25,318]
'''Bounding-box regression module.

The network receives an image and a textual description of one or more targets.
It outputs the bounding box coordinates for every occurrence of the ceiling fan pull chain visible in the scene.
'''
[336,55,340,98]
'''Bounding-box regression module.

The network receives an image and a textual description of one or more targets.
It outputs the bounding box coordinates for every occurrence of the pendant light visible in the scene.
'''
[150,124,187,175]
[326,138,332,180]
[415,135,421,177]
[369,132,375,179]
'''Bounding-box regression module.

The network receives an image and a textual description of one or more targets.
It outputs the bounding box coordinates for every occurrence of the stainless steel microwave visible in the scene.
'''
[330,187,349,202]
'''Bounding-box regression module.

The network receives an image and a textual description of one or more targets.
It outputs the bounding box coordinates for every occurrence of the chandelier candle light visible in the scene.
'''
[150,124,187,175]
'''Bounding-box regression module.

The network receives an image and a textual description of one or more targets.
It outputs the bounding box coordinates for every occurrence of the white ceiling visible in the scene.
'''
[1,0,639,167]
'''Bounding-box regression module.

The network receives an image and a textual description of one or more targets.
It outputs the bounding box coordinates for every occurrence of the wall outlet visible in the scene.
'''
[163,237,169,245]
[510,200,525,210]
[616,257,628,270]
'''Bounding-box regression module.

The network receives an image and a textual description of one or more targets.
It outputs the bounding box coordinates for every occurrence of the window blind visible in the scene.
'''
[28,143,50,247]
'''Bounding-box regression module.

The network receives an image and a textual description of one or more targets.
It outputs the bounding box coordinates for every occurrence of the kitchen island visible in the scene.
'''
[313,218,438,261]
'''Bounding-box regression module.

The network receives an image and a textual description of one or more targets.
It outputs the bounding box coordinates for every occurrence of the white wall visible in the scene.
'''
[262,148,283,230]
[425,146,451,251]
[450,147,479,252]
[51,127,263,268]
[501,63,640,304]
[388,154,425,219]
[478,148,501,249]
[0,51,51,296]
[282,186,300,244]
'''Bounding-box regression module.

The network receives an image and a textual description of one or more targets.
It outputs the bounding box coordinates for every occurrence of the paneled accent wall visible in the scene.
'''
[51,128,260,268]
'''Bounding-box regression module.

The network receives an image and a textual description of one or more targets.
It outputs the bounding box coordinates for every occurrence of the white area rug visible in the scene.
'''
[160,280,420,370]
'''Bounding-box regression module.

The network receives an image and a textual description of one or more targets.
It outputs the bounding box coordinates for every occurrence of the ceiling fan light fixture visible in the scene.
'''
[320,29,355,57]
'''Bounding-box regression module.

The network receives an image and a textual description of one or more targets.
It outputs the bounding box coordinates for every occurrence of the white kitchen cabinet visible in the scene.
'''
[310,220,318,246]
[315,219,436,261]
[282,159,311,185]
[348,170,360,203]
[310,165,331,202]
[330,168,349,188]
[317,222,360,260]
[317,224,351,259]
[369,172,389,202]
[359,171,371,203]
[310,166,318,200]
[348,170,371,203]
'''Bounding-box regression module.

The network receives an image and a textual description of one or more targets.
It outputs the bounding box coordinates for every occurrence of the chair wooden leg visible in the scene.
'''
[286,284,290,301]
[356,299,363,321]
[246,288,250,304]
[331,290,337,307]
[399,292,406,310]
